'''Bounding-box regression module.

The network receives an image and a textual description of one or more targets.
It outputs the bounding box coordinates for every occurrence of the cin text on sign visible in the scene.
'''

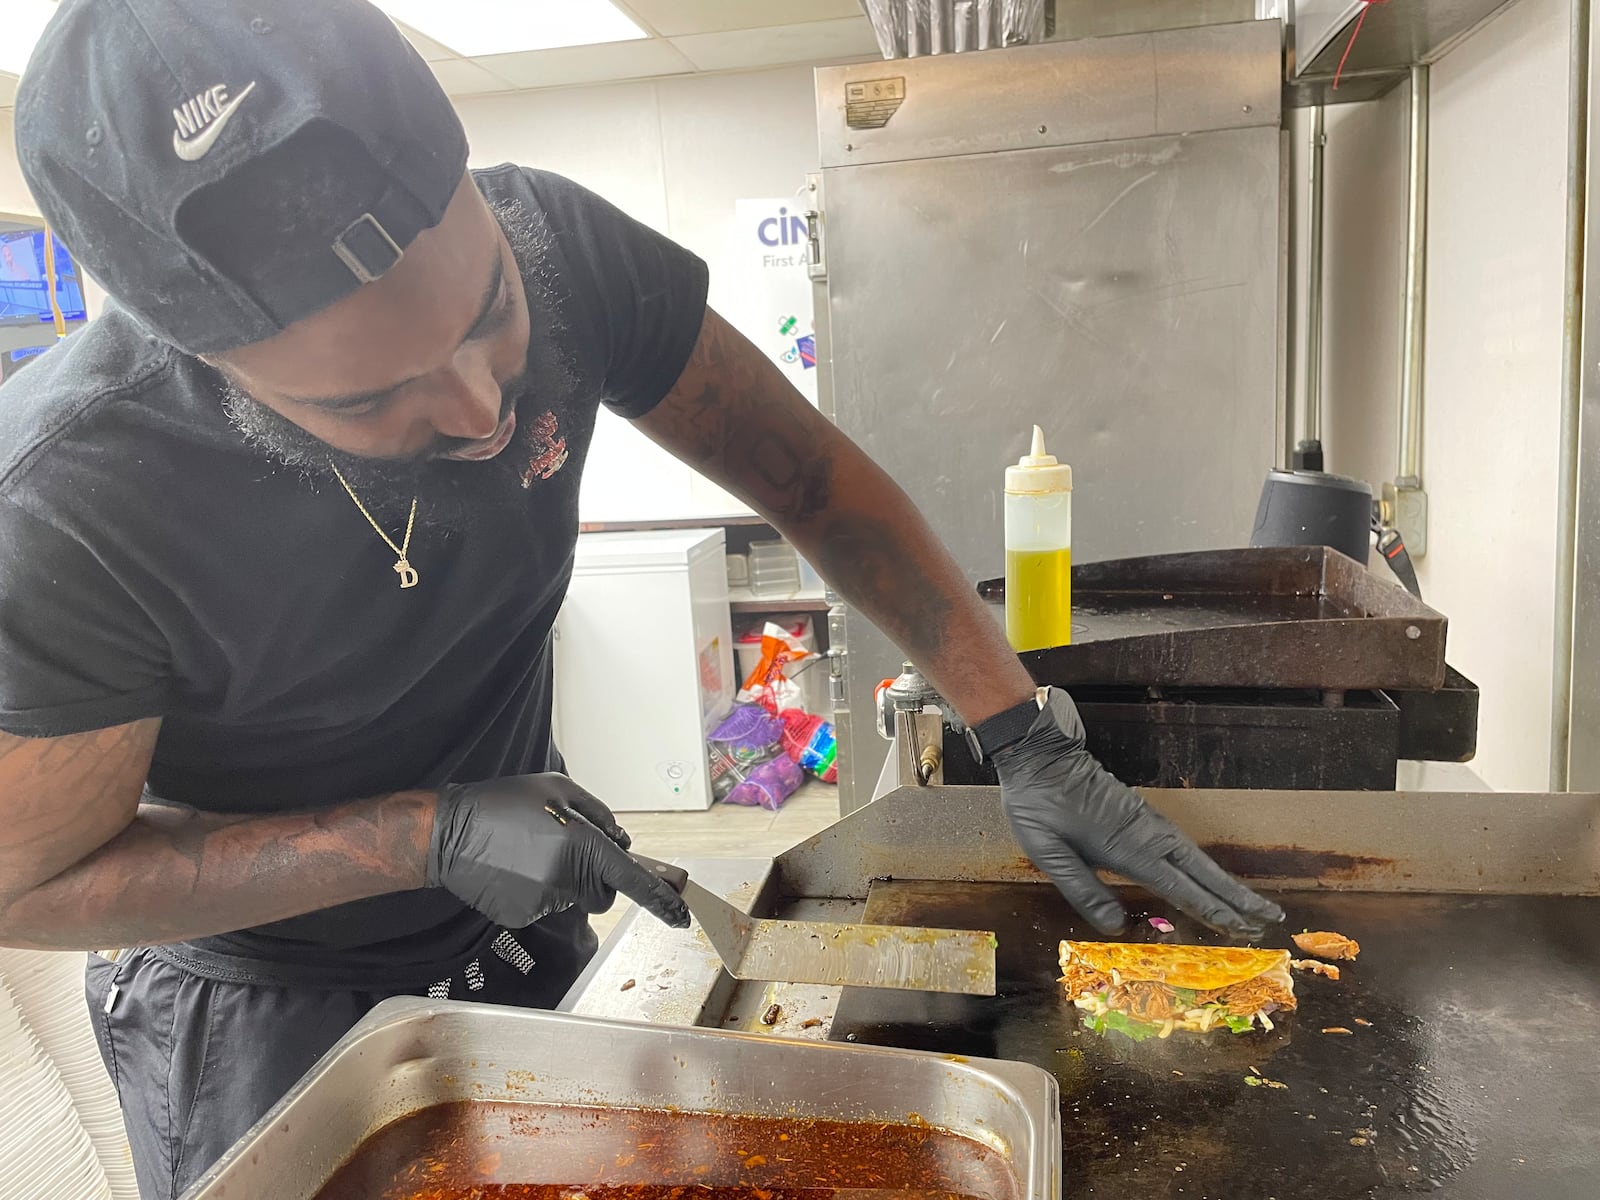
[758,207,808,248]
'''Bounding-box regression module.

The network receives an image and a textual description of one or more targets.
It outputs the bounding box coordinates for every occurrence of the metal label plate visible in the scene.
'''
[845,77,906,129]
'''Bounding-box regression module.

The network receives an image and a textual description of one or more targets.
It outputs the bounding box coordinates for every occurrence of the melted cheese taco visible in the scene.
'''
[1060,941,1296,1041]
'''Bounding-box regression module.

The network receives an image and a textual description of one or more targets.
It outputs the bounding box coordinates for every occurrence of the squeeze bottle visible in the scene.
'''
[1005,426,1073,651]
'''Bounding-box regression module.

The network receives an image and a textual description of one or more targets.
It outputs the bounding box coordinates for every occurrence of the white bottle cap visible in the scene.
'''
[1006,426,1073,493]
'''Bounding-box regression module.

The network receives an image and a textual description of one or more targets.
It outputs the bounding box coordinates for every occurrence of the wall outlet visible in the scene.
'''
[1383,480,1429,558]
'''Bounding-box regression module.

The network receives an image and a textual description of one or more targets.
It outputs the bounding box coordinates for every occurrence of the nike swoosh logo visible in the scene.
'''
[172,81,258,163]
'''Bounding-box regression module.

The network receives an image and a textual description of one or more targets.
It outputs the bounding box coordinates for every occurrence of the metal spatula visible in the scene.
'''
[634,855,996,995]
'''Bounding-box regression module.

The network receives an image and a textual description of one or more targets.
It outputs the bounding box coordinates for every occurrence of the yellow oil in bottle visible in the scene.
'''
[1005,546,1073,651]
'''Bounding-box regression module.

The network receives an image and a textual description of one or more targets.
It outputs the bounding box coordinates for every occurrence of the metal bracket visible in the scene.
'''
[826,605,847,709]
[804,174,826,282]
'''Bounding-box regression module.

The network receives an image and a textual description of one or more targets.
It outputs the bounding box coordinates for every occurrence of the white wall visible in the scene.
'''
[455,66,827,523]
[1419,0,1570,790]
[1309,0,1571,789]
[0,110,39,221]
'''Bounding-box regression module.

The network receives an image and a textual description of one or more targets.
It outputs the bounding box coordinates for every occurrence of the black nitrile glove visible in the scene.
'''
[993,689,1285,939]
[426,774,691,930]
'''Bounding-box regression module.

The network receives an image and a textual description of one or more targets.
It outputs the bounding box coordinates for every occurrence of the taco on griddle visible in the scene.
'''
[1059,940,1296,1041]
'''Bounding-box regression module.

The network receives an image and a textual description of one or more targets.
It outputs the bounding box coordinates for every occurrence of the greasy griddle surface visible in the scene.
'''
[311,1103,1015,1200]
[830,881,1600,1199]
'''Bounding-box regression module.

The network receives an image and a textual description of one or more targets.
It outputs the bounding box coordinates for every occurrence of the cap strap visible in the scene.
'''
[331,212,403,284]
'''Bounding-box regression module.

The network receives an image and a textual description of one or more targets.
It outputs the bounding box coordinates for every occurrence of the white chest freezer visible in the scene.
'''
[553,529,734,811]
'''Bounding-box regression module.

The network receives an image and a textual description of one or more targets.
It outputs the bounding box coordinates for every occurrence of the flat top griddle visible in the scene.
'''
[830,881,1600,1200]
[977,547,1448,691]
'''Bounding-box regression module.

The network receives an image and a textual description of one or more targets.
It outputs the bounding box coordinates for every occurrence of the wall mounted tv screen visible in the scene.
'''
[0,229,88,325]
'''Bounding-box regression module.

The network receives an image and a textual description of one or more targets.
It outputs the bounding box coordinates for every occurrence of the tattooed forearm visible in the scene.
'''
[0,719,433,950]
[797,463,1032,726]
[641,309,834,523]
[639,308,1034,724]
[0,720,155,892]
[0,790,433,951]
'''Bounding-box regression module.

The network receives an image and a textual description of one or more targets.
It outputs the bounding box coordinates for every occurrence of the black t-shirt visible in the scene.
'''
[0,166,709,987]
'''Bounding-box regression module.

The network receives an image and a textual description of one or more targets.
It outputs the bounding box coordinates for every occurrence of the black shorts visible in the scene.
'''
[84,913,595,1200]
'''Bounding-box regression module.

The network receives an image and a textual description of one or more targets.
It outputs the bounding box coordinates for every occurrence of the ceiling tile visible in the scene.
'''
[669,17,881,72]
[392,19,460,61]
[618,0,863,39]
[474,39,695,90]
[428,57,514,96]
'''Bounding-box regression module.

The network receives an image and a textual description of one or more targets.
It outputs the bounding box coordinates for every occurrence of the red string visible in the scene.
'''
[1332,0,1390,91]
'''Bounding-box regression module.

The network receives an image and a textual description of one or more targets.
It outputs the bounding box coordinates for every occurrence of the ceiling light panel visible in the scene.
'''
[375,1,646,58]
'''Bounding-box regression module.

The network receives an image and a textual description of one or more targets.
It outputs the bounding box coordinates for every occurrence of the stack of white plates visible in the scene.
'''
[0,950,136,1199]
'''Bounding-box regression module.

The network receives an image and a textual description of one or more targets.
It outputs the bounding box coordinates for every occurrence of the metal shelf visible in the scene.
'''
[1287,0,1523,105]
[728,586,831,615]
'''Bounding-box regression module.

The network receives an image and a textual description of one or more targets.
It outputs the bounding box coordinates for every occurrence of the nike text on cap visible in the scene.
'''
[15,0,469,355]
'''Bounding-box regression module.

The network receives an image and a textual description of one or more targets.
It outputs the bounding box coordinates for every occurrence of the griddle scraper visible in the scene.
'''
[633,855,996,995]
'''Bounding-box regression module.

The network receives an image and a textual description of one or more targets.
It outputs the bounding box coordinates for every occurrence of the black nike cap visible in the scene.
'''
[15,0,469,354]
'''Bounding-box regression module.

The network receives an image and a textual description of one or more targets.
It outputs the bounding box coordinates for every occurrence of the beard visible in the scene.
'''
[218,198,581,534]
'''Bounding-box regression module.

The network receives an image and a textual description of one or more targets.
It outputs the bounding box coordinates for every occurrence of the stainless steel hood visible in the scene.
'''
[857,2,1531,103]
[1285,0,1531,103]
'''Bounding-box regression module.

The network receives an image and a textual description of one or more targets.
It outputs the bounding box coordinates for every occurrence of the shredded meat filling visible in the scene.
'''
[1195,974,1297,1016]
[1059,972,1186,1022]
[1058,961,1111,997]
[1109,981,1186,1023]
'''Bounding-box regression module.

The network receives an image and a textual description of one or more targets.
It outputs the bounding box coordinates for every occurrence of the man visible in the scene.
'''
[0,2,1282,1196]
[0,239,41,283]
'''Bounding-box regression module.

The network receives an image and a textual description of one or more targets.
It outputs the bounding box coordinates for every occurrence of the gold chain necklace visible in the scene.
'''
[328,463,419,589]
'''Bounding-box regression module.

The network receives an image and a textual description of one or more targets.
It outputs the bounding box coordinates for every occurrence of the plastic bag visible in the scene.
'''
[737,621,814,714]
[708,704,792,805]
[709,704,784,760]
[724,754,804,812]
[707,741,753,801]
[779,709,838,784]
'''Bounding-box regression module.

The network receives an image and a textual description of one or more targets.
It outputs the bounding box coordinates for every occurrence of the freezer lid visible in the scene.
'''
[572,528,726,570]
